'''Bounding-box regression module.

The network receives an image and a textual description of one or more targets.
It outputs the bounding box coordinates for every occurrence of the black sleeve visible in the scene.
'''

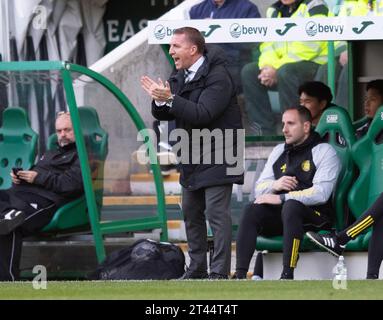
[151,101,176,121]
[33,158,84,195]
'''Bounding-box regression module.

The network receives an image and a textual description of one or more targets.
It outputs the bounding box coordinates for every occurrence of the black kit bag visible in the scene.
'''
[88,239,185,280]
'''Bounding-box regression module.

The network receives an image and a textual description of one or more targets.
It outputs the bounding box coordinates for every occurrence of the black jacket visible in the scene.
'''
[152,45,244,190]
[14,142,83,206]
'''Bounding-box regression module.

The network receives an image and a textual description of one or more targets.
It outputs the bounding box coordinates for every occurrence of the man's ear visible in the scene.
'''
[319,99,327,111]
[303,121,312,133]
[190,45,198,55]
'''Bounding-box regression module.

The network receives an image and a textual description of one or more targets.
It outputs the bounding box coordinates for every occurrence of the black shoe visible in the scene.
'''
[208,272,228,280]
[306,231,345,257]
[280,271,294,280]
[178,269,208,280]
[366,273,379,280]
[231,272,247,280]
[0,209,25,235]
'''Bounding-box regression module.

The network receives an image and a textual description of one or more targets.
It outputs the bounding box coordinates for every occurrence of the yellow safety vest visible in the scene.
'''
[338,0,383,16]
[335,0,383,54]
[259,0,329,70]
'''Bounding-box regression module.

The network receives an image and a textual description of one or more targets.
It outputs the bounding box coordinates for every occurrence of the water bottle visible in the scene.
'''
[332,255,347,289]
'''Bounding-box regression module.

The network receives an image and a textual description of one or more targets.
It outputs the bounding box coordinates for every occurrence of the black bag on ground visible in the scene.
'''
[88,239,185,280]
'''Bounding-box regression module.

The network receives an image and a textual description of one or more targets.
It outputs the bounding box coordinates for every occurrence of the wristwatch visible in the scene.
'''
[279,194,286,203]
[166,94,175,108]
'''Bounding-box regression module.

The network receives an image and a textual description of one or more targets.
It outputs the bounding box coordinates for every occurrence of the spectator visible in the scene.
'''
[299,81,335,126]
[234,106,340,279]
[316,0,383,108]
[241,0,329,135]
[141,27,244,279]
[0,113,83,281]
[355,79,383,139]
[189,0,261,94]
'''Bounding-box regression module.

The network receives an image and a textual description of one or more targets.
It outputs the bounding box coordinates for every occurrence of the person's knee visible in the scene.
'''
[240,203,267,227]
[276,63,294,83]
[281,199,304,222]
[241,62,259,83]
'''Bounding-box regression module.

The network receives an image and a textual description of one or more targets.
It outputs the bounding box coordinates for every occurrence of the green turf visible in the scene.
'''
[0,280,383,300]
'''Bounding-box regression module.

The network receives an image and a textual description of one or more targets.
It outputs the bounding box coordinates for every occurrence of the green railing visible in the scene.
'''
[0,61,168,263]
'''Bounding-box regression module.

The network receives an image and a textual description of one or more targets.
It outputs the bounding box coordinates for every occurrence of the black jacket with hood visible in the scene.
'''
[152,44,244,190]
[13,142,83,206]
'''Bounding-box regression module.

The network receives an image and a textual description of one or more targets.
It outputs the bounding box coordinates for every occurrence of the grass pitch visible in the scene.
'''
[0,280,383,300]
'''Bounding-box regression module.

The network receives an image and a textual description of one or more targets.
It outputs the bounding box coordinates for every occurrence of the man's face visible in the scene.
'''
[282,109,310,146]
[281,0,296,5]
[364,88,383,119]
[299,92,327,125]
[56,115,75,147]
[214,0,225,6]
[169,33,197,70]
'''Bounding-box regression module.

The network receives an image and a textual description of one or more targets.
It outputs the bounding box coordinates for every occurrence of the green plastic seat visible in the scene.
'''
[0,107,38,189]
[352,116,369,131]
[347,105,383,250]
[316,106,356,231]
[42,106,108,232]
[256,106,356,252]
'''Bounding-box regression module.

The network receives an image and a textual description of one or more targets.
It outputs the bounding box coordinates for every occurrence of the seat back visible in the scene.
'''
[315,106,356,230]
[42,106,108,231]
[348,105,383,219]
[0,107,38,189]
[353,116,369,131]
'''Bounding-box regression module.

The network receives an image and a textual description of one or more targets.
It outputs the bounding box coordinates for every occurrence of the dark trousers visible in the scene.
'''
[341,193,383,276]
[0,190,56,281]
[241,61,319,135]
[236,199,332,273]
[182,184,233,276]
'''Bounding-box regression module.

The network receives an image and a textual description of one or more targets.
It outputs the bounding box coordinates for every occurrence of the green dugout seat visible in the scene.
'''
[347,106,383,250]
[316,106,356,231]
[256,106,356,252]
[352,116,369,131]
[42,106,108,232]
[0,107,38,189]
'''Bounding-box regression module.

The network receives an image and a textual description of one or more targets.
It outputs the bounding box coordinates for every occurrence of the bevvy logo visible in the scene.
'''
[154,25,166,40]
[230,23,242,38]
[305,21,344,37]
[229,23,267,38]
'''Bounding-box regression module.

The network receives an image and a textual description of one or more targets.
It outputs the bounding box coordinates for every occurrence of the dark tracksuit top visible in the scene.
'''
[13,142,83,206]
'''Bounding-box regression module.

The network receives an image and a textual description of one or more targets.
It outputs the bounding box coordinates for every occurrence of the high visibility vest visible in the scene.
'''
[259,0,329,70]
[338,0,383,16]
[335,0,383,55]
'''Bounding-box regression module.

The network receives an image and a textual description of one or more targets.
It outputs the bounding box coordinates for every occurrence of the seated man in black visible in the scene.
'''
[0,112,83,281]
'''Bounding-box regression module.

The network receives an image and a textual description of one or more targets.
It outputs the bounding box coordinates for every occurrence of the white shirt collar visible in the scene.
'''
[186,55,205,81]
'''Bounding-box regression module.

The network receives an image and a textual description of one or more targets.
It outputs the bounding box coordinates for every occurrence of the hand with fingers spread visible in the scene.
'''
[141,76,172,103]
[272,175,298,192]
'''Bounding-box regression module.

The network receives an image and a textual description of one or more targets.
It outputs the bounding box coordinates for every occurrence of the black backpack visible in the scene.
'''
[88,239,185,280]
